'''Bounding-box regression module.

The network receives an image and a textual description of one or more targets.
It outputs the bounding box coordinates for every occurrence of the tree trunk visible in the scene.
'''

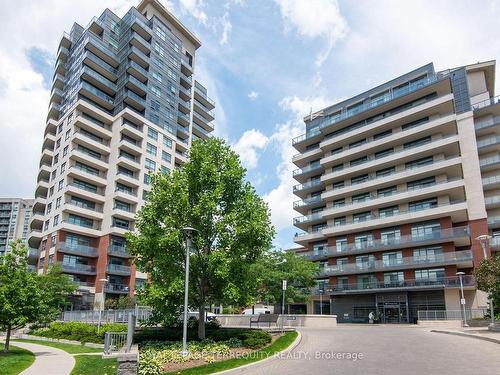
[3,325,11,353]
[198,280,206,340]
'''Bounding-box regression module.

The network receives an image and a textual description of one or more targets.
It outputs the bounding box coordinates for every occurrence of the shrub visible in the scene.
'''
[242,330,272,349]
[30,321,127,344]
[225,337,243,348]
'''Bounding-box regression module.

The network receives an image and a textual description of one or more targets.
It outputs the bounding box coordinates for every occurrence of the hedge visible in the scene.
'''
[30,321,127,344]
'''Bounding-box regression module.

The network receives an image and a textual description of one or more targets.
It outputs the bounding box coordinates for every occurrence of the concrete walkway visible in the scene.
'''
[10,341,75,375]
[224,326,500,375]
[431,327,500,344]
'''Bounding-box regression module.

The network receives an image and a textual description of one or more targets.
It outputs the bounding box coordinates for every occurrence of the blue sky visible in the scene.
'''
[0,0,499,249]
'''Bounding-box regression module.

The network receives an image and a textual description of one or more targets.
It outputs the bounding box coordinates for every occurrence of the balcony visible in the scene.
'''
[293,147,323,167]
[480,154,500,170]
[107,263,131,276]
[75,114,112,139]
[181,55,193,76]
[318,275,475,295]
[117,153,141,171]
[488,216,500,228]
[108,245,132,258]
[193,99,215,121]
[192,110,214,131]
[179,85,192,101]
[66,183,106,204]
[320,178,464,220]
[58,241,98,257]
[74,129,111,153]
[128,46,150,69]
[293,163,323,182]
[50,87,64,104]
[56,46,69,62]
[52,73,66,90]
[127,60,148,83]
[477,135,500,151]
[321,156,462,201]
[123,90,146,112]
[79,82,114,110]
[63,202,104,221]
[193,84,215,110]
[472,95,500,111]
[130,31,151,55]
[81,66,117,95]
[293,75,441,146]
[84,33,119,68]
[61,262,97,275]
[104,283,130,294]
[125,75,148,97]
[47,102,61,121]
[131,16,152,41]
[293,179,324,198]
[485,195,500,209]
[67,165,107,186]
[475,116,500,134]
[82,51,118,82]
[178,98,191,114]
[121,119,144,139]
[306,226,470,261]
[319,250,473,277]
[293,195,323,214]
[321,135,459,184]
[177,111,190,127]
[28,248,39,260]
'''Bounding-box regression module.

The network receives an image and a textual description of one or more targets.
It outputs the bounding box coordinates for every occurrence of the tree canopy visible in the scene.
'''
[474,255,500,314]
[0,240,76,352]
[127,138,275,339]
[250,249,318,311]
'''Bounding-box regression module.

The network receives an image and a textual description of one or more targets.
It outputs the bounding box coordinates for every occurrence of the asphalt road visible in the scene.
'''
[225,325,500,375]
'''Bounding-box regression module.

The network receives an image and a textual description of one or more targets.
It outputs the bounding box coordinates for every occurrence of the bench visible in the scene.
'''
[250,313,279,328]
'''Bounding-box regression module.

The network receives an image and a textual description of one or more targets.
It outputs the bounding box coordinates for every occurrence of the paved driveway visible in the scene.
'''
[225,325,500,375]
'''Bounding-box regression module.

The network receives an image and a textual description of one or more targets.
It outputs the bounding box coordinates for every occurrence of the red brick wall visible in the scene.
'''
[95,234,110,293]
[468,218,490,264]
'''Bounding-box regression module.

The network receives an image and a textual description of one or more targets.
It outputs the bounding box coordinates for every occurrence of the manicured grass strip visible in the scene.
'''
[0,344,35,375]
[13,339,102,354]
[168,331,298,375]
[70,355,117,375]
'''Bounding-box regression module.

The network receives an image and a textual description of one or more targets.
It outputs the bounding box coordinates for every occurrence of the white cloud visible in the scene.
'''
[232,129,269,169]
[219,11,232,45]
[274,0,348,66]
[247,91,259,100]
[263,95,333,232]
[179,0,208,25]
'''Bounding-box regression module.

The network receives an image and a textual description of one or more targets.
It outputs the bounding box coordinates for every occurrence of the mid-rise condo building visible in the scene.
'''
[0,198,34,258]
[28,0,215,309]
[291,61,498,323]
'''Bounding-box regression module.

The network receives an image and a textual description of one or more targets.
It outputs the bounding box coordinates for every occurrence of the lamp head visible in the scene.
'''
[456,271,465,276]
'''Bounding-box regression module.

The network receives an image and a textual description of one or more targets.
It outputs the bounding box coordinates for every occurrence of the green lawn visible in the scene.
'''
[13,339,102,354]
[167,331,298,375]
[0,344,35,375]
[12,339,116,375]
[70,355,117,375]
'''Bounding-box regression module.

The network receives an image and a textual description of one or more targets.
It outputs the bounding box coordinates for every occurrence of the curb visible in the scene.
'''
[431,330,500,345]
[213,330,302,375]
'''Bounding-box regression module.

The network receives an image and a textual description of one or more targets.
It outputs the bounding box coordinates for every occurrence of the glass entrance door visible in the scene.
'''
[379,302,408,323]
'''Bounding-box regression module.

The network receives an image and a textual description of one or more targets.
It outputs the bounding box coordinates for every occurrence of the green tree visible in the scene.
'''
[127,138,274,339]
[251,249,318,312]
[474,256,500,314]
[0,241,76,352]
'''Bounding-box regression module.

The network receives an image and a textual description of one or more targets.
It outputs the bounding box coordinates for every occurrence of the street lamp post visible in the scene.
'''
[476,235,495,328]
[281,280,287,335]
[97,278,109,334]
[319,288,324,315]
[456,272,469,327]
[181,227,198,357]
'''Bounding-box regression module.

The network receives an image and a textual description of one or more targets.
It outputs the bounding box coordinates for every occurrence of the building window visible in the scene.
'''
[415,268,445,281]
[351,174,369,185]
[376,166,395,178]
[145,158,156,171]
[53,214,59,226]
[353,211,371,223]
[163,137,172,148]
[381,227,401,244]
[63,146,68,157]
[115,200,131,212]
[334,217,346,227]
[332,198,345,208]
[382,251,403,267]
[377,185,397,197]
[161,165,170,174]
[44,220,49,231]
[404,136,432,149]
[354,233,373,249]
[405,156,433,170]
[65,130,71,141]
[350,156,368,167]
[146,143,157,156]
[374,148,394,159]
[58,180,64,191]
[352,192,369,203]
[373,129,392,140]
[152,71,162,83]
[413,246,443,263]
[144,174,151,185]
[54,153,59,164]
[409,197,438,212]
[49,186,54,197]
[50,234,57,247]
[379,205,399,218]
[46,203,52,214]
[148,127,158,141]
[411,221,440,239]
[383,271,404,285]
[61,162,66,173]
[112,217,130,229]
[407,176,436,191]
[335,237,348,252]
[332,181,345,190]
[150,100,160,111]
[332,164,343,172]
[152,85,162,97]
[68,214,94,228]
[55,197,61,208]
[162,151,171,163]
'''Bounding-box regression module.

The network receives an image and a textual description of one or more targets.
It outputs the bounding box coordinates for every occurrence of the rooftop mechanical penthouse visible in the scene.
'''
[28,0,215,310]
[290,61,499,323]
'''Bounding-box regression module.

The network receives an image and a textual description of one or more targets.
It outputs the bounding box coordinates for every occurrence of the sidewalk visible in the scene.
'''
[3,340,75,375]
[430,327,500,345]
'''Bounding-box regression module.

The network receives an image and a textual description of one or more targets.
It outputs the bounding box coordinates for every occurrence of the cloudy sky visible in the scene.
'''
[1,0,499,249]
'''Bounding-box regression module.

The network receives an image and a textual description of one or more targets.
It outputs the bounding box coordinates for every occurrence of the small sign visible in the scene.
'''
[286,316,296,320]
[282,280,287,290]
[460,298,466,305]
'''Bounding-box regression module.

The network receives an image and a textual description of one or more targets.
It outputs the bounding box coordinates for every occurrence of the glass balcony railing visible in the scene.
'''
[318,250,472,276]
[301,226,469,259]
[127,60,149,79]
[472,95,500,111]
[129,46,150,65]
[293,75,439,145]
[293,179,323,193]
[85,33,118,63]
[107,264,131,274]
[124,90,146,107]
[293,163,322,177]
[293,195,323,209]
[81,66,117,91]
[480,155,500,167]
[295,178,462,223]
[60,262,96,274]
[67,182,105,196]
[104,283,130,293]
[127,75,148,92]
[477,135,500,148]
[80,82,114,105]
[58,241,98,257]
[83,51,118,76]
[313,275,475,294]
[108,245,131,258]
[475,116,500,131]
